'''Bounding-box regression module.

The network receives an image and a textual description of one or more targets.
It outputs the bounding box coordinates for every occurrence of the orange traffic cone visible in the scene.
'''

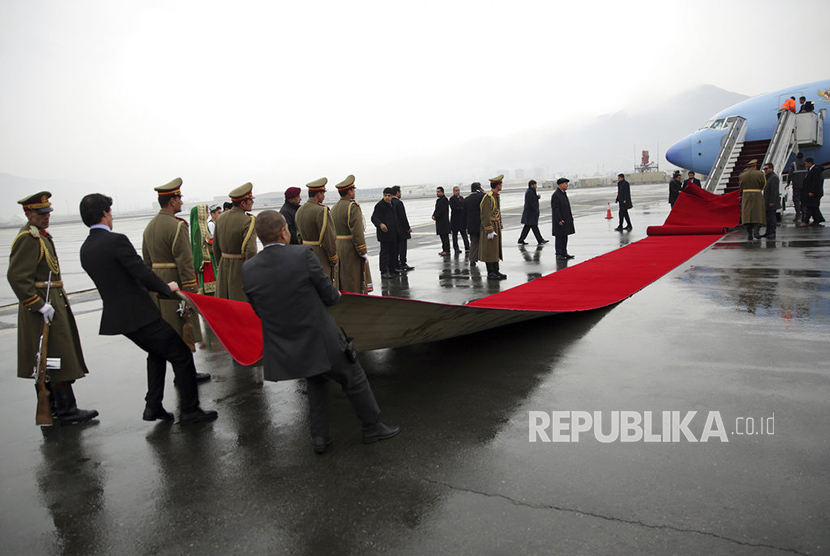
[605,202,613,219]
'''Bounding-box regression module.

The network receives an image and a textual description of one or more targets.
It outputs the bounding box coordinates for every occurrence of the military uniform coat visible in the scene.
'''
[242,245,343,382]
[331,198,371,293]
[551,189,575,236]
[213,206,257,301]
[8,225,88,381]
[143,210,202,342]
[479,192,503,263]
[739,169,767,225]
[295,200,338,287]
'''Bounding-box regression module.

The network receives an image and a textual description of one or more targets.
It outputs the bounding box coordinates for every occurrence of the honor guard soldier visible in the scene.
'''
[295,177,339,287]
[213,182,257,301]
[8,192,98,425]
[480,174,506,280]
[142,178,210,382]
[331,175,373,293]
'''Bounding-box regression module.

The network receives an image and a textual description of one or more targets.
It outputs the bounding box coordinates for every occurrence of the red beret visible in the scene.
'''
[284,187,301,198]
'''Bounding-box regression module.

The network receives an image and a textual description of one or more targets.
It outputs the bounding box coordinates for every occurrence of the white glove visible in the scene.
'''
[360,254,369,262]
[487,232,497,240]
[38,302,55,323]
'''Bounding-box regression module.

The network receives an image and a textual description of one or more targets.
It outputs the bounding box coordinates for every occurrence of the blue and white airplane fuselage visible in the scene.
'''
[666,79,830,175]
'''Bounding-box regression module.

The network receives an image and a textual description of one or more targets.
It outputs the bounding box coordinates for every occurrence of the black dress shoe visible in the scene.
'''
[143,405,174,422]
[313,436,333,454]
[497,272,508,279]
[539,239,549,244]
[556,255,569,260]
[614,226,623,231]
[381,272,394,279]
[195,372,211,383]
[402,265,415,271]
[179,407,218,425]
[565,254,575,259]
[363,422,400,444]
[625,225,633,231]
[518,240,528,245]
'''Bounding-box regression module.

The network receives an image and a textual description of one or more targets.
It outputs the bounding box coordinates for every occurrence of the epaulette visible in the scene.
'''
[28,225,41,238]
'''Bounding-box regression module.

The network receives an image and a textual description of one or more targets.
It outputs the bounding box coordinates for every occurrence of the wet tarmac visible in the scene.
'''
[1,184,829,555]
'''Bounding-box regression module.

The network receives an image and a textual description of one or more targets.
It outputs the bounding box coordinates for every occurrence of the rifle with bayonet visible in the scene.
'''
[34,273,54,426]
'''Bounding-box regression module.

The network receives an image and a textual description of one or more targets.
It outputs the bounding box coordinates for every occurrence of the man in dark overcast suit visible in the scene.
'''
[242,210,399,454]
[78,193,218,425]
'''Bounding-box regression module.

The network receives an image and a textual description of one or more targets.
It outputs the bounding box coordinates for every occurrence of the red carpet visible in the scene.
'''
[185,183,740,363]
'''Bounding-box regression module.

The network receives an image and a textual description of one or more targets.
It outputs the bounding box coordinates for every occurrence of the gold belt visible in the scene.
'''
[336,235,353,240]
[35,280,63,289]
[221,252,244,260]
[152,262,177,269]
[302,240,321,246]
[743,189,762,192]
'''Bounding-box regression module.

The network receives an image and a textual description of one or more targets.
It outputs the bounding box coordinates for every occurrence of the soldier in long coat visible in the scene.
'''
[143,179,202,341]
[480,175,505,280]
[295,177,339,288]
[738,159,766,240]
[213,182,257,301]
[143,179,210,383]
[7,192,98,424]
[331,175,372,293]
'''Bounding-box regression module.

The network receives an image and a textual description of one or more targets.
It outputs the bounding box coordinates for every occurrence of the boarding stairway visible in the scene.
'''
[705,109,825,194]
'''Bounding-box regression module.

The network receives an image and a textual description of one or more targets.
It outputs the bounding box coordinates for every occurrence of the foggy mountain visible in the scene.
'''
[362,84,750,184]
[1,84,749,224]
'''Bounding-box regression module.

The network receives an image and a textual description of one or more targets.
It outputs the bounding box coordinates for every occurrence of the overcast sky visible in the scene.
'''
[1,0,827,212]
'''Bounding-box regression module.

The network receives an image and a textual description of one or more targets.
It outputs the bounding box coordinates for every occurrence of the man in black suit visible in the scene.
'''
[78,193,218,424]
[242,211,399,454]
[683,171,701,190]
[551,178,575,260]
[614,173,633,231]
[518,180,547,244]
[463,182,485,265]
[370,188,399,279]
[390,186,414,272]
[801,157,825,226]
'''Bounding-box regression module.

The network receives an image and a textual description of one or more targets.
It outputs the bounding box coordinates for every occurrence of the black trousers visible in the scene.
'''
[518,225,544,243]
[804,204,825,224]
[438,234,450,253]
[764,207,777,236]
[125,318,199,412]
[452,229,470,252]
[396,239,408,267]
[618,206,632,227]
[305,353,381,439]
[379,241,398,273]
[468,233,480,263]
[792,185,803,219]
[555,235,569,257]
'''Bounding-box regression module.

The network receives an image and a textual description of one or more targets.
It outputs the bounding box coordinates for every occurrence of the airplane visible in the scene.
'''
[665,79,830,183]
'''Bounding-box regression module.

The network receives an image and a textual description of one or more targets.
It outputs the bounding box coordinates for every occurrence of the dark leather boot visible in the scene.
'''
[51,382,99,425]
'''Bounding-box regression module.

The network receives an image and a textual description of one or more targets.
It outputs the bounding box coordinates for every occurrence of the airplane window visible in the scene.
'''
[713,118,726,129]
